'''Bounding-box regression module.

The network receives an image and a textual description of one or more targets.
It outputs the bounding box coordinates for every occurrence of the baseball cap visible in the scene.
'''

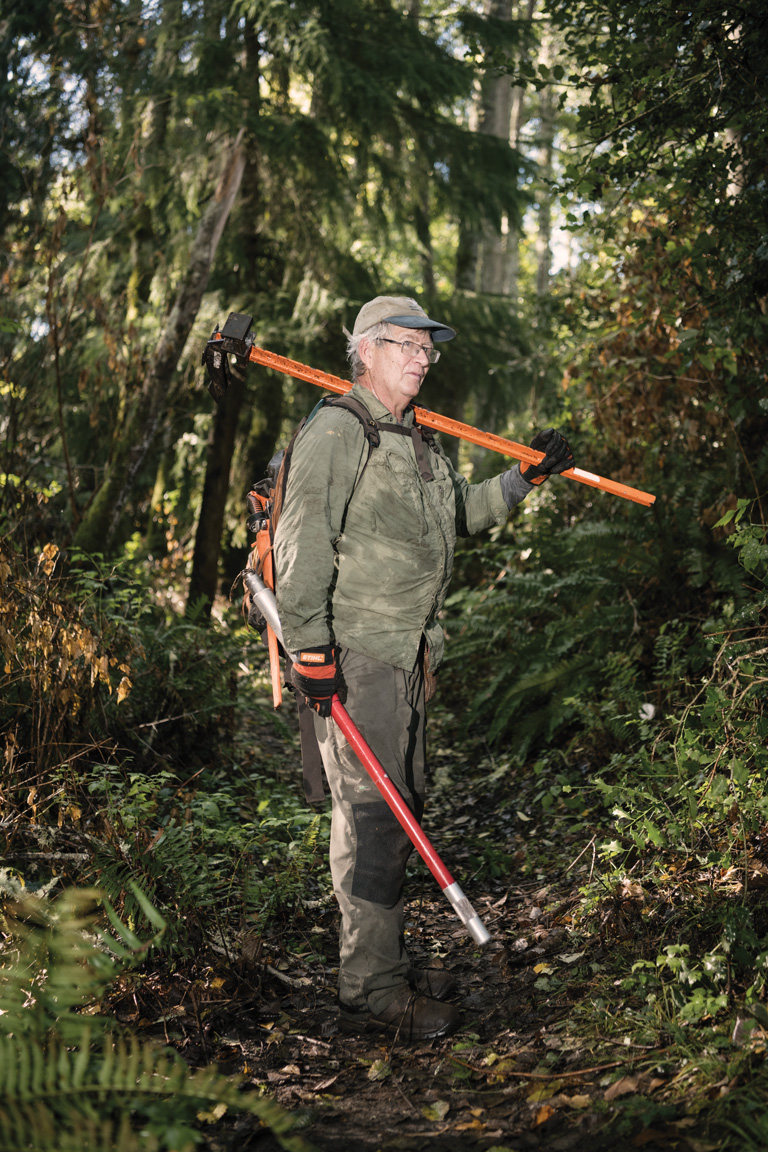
[349,295,456,341]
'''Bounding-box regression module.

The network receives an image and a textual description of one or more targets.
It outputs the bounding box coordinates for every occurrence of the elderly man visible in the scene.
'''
[273,296,572,1041]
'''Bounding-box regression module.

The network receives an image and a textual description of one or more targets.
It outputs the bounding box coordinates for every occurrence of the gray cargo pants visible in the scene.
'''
[312,645,426,1015]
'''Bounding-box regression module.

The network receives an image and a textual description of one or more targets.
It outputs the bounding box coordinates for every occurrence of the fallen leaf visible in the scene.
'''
[528,1081,562,1102]
[604,1075,639,1101]
[197,1102,227,1123]
[534,1104,555,1126]
[368,1059,391,1082]
[422,1099,450,1122]
[311,1075,339,1091]
[562,1094,592,1109]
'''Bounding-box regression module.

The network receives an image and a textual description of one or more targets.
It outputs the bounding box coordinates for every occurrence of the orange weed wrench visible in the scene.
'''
[203,311,656,507]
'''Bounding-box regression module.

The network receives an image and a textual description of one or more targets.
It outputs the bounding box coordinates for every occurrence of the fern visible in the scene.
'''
[0,886,164,1043]
[0,1034,315,1152]
[0,888,316,1152]
[444,515,656,758]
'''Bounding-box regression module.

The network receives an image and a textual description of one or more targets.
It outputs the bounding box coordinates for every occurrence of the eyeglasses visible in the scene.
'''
[377,337,441,364]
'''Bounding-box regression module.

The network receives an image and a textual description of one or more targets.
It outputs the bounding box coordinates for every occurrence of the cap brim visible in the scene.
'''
[384,314,456,341]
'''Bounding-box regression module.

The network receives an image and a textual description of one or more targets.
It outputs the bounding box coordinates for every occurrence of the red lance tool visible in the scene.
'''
[242,568,492,947]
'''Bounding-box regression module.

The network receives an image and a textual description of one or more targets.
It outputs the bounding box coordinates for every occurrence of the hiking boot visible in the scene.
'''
[410,968,456,1001]
[339,988,459,1041]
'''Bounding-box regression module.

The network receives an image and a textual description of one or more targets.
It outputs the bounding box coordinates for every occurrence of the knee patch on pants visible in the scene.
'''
[350,801,413,907]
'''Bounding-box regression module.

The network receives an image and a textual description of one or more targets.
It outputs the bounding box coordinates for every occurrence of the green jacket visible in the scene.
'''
[274,383,520,672]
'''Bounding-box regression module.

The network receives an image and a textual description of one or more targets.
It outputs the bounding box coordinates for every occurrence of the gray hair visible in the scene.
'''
[345,320,392,381]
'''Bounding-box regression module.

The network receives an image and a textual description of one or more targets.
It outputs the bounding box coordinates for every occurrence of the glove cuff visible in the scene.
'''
[296,645,335,668]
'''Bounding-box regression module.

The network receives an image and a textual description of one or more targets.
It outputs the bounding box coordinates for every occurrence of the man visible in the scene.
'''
[273,296,573,1041]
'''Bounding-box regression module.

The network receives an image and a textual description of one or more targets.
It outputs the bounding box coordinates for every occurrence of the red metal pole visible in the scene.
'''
[242,569,491,945]
[330,696,491,945]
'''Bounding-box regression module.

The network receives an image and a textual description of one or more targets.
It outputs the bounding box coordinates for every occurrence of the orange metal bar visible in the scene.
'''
[243,343,656,508]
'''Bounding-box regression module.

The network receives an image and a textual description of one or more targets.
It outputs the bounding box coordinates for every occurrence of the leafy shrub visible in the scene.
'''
[85,762,330,956]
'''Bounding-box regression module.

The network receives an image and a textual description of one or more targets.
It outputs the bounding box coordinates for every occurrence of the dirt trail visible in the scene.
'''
[113,872,692,1152]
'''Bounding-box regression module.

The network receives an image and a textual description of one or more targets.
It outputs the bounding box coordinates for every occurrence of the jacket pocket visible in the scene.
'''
[367,453,428,543]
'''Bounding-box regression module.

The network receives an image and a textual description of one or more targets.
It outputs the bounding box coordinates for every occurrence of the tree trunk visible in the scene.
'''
[73,129,246,555]
[456,0,514,295]
[457,0,536,297]
[186,363,247,616]
[534,35,555,296]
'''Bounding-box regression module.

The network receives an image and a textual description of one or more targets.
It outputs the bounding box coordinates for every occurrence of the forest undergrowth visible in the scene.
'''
[1,497,768,1151]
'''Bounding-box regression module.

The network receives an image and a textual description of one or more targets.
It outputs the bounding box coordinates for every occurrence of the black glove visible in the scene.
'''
[290,645,340,718]
[520,428,574,485]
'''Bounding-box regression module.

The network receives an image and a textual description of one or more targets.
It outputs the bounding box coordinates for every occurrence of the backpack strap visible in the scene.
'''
[324,395,439,481]
[376,419,436,482]
[325,395,438,481]
[323,394,382,489]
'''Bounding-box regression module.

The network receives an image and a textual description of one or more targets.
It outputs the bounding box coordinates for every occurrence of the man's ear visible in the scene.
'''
[360,335,380,374]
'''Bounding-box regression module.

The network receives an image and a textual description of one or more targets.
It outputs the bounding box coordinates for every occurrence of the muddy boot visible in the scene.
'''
[410,969,456,1001]
[339,988,459,1041]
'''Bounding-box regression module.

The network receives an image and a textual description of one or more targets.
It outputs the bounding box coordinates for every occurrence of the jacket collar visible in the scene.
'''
[349,381,415,426]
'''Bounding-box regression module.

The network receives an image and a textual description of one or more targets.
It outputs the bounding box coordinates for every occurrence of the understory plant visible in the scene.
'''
[0,883,314,1152]
[570,500,768,1028]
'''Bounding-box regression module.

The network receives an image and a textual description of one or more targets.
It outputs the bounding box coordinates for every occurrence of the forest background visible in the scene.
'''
[1,0,768,1149]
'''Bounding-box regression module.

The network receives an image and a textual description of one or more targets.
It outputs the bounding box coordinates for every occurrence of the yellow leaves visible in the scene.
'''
[534,1103,556,1126]
[2,548,135,718]
[58,804,82,827]
[527,1079,598,1128]
[88,652,109,687]
[196,1102,227,1124]
[37,542,60,576]
[453,1106,486,1132]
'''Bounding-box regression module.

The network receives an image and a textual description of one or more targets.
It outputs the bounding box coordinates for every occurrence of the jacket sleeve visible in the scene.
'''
[273,409,368,652]
[433,442,525,537]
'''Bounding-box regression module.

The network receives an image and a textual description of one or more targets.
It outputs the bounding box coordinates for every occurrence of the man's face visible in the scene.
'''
[360,325,434,418]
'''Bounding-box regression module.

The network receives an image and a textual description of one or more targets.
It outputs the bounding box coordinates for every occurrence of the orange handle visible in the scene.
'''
[244,343,656,508]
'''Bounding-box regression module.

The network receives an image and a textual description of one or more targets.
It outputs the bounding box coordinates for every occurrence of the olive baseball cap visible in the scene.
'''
[350,295,456,341]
